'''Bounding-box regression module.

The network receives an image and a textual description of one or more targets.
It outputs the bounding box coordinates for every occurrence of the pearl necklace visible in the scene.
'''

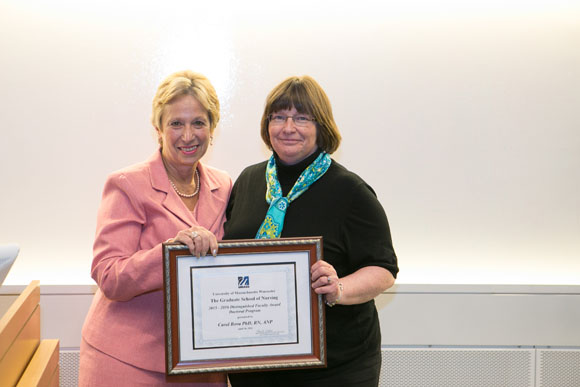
[169,169,200,198]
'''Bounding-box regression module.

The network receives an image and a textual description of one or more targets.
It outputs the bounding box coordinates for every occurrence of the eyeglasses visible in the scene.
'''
[268,114,316,127]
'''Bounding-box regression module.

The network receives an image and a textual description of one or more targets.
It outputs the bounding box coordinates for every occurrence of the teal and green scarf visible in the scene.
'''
[256,152,331,239]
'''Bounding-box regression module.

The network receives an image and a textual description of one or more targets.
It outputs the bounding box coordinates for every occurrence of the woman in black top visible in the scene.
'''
[224,75,398,387]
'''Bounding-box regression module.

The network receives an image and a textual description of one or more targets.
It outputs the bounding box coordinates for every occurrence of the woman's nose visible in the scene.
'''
[282,117,296,132]
[182,125,195,140]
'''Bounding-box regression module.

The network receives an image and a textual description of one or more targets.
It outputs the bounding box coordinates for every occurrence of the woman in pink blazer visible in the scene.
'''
[80,71,232,386]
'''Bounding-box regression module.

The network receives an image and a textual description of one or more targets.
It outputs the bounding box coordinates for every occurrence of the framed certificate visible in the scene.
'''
[162,237,326,376]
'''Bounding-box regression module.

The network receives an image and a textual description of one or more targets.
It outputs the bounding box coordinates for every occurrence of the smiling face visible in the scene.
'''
[156,94,210,175]
[268,106,318,165]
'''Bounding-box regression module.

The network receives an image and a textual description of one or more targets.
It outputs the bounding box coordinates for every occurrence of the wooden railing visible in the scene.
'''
[0,281,59,386]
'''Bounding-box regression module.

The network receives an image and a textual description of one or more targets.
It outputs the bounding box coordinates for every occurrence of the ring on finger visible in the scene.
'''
[190,231,199,239]
[327,276,332,284]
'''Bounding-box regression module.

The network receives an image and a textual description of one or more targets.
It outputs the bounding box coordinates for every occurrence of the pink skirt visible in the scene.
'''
[79,338,227,386]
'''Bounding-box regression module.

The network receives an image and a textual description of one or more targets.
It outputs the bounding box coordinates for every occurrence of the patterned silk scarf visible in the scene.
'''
[256,152,332,239]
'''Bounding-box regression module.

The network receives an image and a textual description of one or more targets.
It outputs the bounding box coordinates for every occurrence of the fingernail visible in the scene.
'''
[212,249,218,257]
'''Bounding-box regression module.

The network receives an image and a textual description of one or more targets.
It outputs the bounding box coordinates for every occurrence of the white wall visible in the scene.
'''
[1,0,579,286]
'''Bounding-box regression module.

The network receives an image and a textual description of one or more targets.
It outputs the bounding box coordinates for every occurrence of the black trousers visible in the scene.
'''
[228,347,381,387]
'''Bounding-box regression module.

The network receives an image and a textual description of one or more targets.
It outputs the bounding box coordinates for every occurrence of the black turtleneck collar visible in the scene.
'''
[274,148,324,196]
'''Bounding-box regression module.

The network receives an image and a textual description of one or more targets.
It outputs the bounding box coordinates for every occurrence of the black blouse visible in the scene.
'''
[224,149,398,376]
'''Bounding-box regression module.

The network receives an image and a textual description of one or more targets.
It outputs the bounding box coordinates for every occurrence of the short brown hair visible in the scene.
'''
[151,70,220,134]
[260,76,341,154]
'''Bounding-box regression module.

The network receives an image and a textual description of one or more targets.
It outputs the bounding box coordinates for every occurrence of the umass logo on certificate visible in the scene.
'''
[238,276,250,288]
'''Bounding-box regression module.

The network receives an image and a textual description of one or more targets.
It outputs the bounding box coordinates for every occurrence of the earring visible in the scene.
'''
[210,136,214,146]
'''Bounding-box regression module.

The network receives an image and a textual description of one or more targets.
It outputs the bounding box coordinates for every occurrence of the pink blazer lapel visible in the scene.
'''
[196,162,229,235]
[148,151,196,228]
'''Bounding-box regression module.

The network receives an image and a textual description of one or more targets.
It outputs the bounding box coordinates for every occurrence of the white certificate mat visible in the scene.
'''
[192,262,297,348]
[163,238,326,375]
[176,252,311,361]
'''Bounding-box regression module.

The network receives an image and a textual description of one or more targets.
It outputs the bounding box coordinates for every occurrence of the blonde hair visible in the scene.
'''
[260,75,341,154]
[151,70,220,134]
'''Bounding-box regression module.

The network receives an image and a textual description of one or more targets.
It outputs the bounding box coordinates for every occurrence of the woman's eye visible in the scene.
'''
[170,121,182,127]
[295,116,308,122]
[193,120,207,128]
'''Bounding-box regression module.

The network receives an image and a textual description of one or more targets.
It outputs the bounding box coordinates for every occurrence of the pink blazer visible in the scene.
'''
[82,151,232,374]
